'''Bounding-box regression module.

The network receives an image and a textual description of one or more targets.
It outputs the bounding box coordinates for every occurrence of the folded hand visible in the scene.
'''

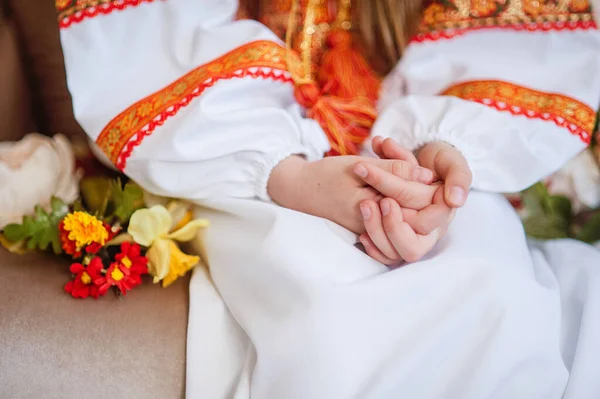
[353,137,471,265]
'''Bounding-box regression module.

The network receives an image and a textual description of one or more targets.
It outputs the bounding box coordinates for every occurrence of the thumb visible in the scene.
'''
[439,152,472,208]
[419,142,472,207]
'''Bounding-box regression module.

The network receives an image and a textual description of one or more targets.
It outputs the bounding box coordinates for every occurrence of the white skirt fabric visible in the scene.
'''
[185,191,600,399]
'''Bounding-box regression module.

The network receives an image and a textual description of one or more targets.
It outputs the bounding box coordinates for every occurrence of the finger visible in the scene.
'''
[401,204,451,235]
[353,163,437,209]
[359,234,398,266]
[421,144,472,207]
[380,138,419,165]
[438,154,472,208]
[365,158,433,183]
[371,136,385,158]
[380,198,441,263]
[360,199,400,260]
[401,185,453,235]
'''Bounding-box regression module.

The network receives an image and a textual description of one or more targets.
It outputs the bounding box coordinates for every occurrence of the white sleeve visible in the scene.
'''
[374,8,600,194]
[59,0,329,201]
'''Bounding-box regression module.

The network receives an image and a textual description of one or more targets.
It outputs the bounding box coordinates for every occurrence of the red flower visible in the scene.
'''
[85,242,103,255]
[107,223,120,240]
[115,242,148,278]
[64,257,104,299]
[59,220,82,258]
[95,262,140,296]
[85,223,120,255]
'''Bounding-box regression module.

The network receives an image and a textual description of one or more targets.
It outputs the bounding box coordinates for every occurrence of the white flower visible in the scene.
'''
[547,149,600,213]
[0,133,81,229]
[127,205,209,287]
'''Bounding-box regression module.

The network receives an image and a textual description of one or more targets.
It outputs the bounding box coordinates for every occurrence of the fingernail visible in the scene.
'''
[449,187,466,206]
[360,205,371,220]
[353,164,368,178]
[417,167,433,182]
[380,200,390,216]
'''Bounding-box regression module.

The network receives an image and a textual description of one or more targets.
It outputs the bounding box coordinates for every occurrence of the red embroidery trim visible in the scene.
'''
[476,97,592,144]
[94,40,301,170]
[58,0,156,29]
[117,69,293,170]
[442,80,595,144]
[411,19,597,43]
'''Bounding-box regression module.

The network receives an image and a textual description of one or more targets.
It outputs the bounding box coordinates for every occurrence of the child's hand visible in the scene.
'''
[267,155,435,234]
[353,162,453,264]
[371,137,472,208]
[352,137,460,264]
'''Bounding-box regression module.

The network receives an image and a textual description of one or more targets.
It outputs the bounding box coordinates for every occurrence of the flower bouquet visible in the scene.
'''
[0,134,209,299]
[506,122,600,244]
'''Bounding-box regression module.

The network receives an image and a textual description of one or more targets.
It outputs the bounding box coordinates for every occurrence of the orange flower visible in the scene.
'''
[59,212,109,257]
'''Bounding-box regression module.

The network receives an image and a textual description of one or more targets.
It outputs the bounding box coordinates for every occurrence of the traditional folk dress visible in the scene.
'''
[57,0,600,398]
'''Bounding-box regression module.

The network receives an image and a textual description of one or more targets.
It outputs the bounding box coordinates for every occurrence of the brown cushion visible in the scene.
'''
[0,14,35,141]
[0,249,188,398]
[7,0,84,137]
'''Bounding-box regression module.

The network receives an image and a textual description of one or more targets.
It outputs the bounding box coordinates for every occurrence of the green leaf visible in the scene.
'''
[521,182,548,217]
[26,238,37,250]
[80,176,112,216]
[2,224,27,242]
[34,205,49,224]
[72,199,85,212]
[543,195,572,221]
[51,197,69,214]
[518,182,576,242]
[51,232,62,254]
[111,180,144,224]
[575,212,600,243]
[523,214,570,240]
[1,197,69,254]
[22,215,44,237]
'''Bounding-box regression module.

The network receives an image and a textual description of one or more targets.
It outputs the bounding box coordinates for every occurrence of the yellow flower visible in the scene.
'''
[161,241,200,288]
[62,211,108,248]
[127,204,209,287]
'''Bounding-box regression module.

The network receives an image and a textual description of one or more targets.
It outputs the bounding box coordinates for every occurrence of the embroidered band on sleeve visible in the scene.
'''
[56,0,157,29]
[442,80,596,143]
[95,41,302,170]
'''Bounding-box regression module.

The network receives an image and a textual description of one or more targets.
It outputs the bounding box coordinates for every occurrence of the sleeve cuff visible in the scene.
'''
[254,147,310,202]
